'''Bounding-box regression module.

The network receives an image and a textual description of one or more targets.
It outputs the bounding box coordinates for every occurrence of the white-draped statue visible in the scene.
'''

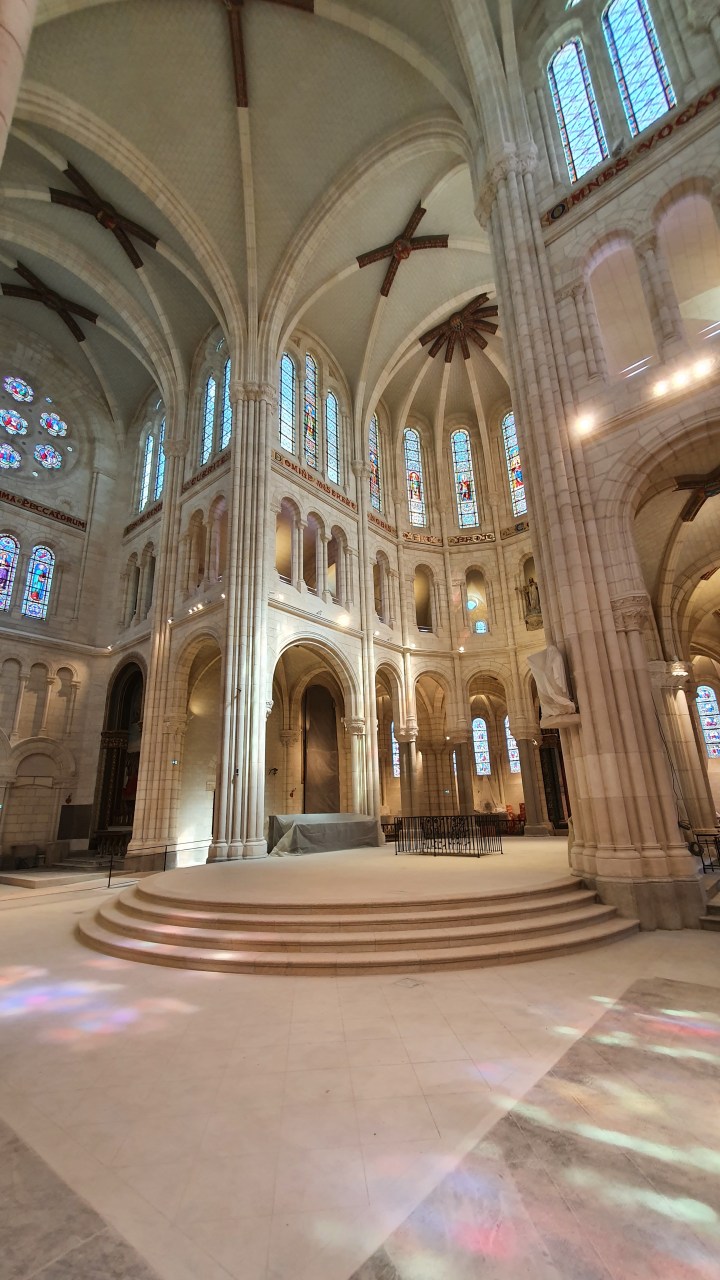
[528,645,576,718]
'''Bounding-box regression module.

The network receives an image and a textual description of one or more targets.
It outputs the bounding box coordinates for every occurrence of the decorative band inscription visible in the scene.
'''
[0,489,86,531]
[368,512,397,536]
[272,451,357,511]
[501,520,530,539]
[182,449,230,494]
[448,531,496,546]
[124,501,162,538]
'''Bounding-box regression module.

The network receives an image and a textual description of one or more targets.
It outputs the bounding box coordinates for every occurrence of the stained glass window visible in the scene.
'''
[369,414,382,512]
[548,39,608,183]
[3,375,33,403]
[475,619,489,634]
[390,721,400,779]
[139,433,153,510]
[220,358,232,450]
[602,0,675,136]
[0,535,19,612]
[1,409,27,436]
[502,411,527,518]
[153,418,166,501]
[201,375,216,465]
[279,353,296,453]
[304,354,318,469]
[0,443,21,470]
[22,545,55,620]
[505,715,521,774]
[451,429,479,527]
[696,685,720,759]
[326,392,340,485]
[40,411,67,437]
[404,428,427,527]
[34,443,62,470]
[472,717,491,776]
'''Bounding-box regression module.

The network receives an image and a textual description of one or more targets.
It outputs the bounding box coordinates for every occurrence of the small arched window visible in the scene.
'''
[472,717,491,776]
[505,716,521,774]
[0,534,19,611]
[139,433,154,510]
[390,721,401,779]
[326,391,340,485]
[502,411,527,518]
[548,38,608,183]
[201,375,217,465]
[220,358,232,450]
[369,414,382,512]
[153,418,166,501]
[404,428,427,527]
[602,0,675,136]
[304,354,318,469]
[22,545,55,620]
[696,686,720,759]
[279,352,296,453]
[451,429,479,527]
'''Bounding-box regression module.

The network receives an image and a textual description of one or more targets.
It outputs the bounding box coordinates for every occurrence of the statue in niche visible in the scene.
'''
[522,577,543,631]
[528,646,576,718]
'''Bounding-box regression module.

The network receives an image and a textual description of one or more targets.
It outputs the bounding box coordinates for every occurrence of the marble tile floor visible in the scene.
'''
[0,886,719,1280]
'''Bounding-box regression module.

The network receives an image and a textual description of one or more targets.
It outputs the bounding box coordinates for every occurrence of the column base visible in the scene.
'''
[591,873,705,930]
[243,839,268,859]
[523,824,553,837]
[207,841,229,863]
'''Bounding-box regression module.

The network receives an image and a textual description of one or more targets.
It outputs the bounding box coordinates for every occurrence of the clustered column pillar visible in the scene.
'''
[513,731,551,836]
[396,726,419,817]
[0,0,37,168]
[648,659,716,832]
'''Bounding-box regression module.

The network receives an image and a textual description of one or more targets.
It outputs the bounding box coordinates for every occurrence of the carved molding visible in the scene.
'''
[475,142,538,224]
[611,593,652,632]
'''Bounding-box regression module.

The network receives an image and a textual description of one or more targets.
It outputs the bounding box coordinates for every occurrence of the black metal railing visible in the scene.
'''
[395,815,503,858]
[692,831,720,874]
[106,840,209,887]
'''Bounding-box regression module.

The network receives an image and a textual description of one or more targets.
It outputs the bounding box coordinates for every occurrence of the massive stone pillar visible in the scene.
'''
[351,460,382,822]
[450,733,475,814]
[396,728,419,816]
[0,1,36,170]
[514,734,551,836]
[649,660,716,831]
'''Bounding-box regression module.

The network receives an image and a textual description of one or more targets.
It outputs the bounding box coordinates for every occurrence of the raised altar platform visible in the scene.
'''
[267,812,380,856]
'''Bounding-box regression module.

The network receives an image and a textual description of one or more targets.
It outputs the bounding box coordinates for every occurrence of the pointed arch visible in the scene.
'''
[325,390,340,485]
[504,715,521,774]
[279,351,296,453]
[450,428,479,527]
[548,37,608,183]
[22,545,55,620]
[472,716,491,775]
[200,373,217,465]
[602,0,675,137]
[502,411,527,518]
[369,413,382,512]
[220,357,232,450]
[404,427,427,527]
[303,352,318,469]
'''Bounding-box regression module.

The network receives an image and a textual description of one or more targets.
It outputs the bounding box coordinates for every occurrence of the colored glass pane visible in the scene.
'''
[603,0,675,136]
[472,717,491,776]
[279,353,296,452]
[220,358,232,450]
[40,411,67,437]
[502,411,527,518]
[475,619,489,634]
[451,429,479,527]
[369,414,382,512]
[3,375,33,403]
[404,428,427,527]
[0,443,21,470]
[505,716,521,774]
[153,418,166,501]
[304,354,318,469]
[548,39,608,183]
[326,392,340,485]
[390,721,400,779]
[1,409,27,435]
[697,686,720,759]
[201,375,216,464]
[0,534,19,611]
[34,443,62,470]
[22,545,54,620]
[139,433,153,510]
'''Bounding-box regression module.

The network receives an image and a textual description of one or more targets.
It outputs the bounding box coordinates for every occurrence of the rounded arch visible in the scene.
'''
[272,633,362,721]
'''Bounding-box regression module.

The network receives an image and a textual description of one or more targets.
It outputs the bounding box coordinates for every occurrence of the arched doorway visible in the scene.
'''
[91,662,144,851]
[176,640,222,863]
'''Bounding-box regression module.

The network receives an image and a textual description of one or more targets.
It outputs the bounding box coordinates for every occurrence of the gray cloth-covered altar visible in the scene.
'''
[267,813,380,856]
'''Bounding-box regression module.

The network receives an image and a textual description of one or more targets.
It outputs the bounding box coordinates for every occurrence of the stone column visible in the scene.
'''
[573,282,608,382]
[351,460,381,820]
[635,232,688,359]
[38,675,55,736]
[649,659,716,831]
[132,558,147,625]
[294,517,305,593]
[450,732,475,814]
[345,718,367,814]
[319,531,331,603]
[280,728,300,809]
[64,681,80,737]
[0,1,37,170]
[513,731,551,835]
[10,673,27,741]
[396,726,419,816]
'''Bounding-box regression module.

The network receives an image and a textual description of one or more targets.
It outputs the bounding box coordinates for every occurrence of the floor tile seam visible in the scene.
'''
[24,1226,113,1280]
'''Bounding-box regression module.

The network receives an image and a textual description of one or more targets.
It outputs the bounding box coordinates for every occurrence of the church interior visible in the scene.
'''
[2,1,720,1277]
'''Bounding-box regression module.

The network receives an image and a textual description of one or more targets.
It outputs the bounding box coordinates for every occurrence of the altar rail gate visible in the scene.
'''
[395,815,503,858]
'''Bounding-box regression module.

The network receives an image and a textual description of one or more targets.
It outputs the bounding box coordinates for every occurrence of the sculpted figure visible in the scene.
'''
[528,645,576,717]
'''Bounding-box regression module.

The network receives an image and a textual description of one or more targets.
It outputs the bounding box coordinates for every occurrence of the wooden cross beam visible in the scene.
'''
[419,294,498,362]
[49,163,158,269]
[222,0,315,109]
[357,204,449,297]
[1,262,98,343]
[675,464,720,522]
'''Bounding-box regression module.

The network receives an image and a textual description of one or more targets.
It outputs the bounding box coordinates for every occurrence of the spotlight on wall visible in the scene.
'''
[167,617,173,624]
[107,645,112,651]
[576,413,594,434]
[171,759,179,766]
[221,593,226,599]
[653,356,715,399]
[458,645,465,653]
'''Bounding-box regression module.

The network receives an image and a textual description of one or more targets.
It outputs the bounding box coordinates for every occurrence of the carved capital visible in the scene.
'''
[648,659,693,692]
[394,726,417,744]
[163,713,188,736]
[280,728,300,746]
[163,438,189,459]
[343,717,366,736]
[351,460,370,481]
[635,231,658,259]
[611,593,652,632]
[475,142,538,224]
[239,380,277,407]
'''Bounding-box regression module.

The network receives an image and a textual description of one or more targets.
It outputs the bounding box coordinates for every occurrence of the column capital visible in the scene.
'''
[238,380,277,407]
[635,230,658,257]
[280,728,301,746]
[163,438,189,459]
[475,142,538,225]
[351,459,370,481]
[343,717,366,736]
[611,593,652,632]
[394,726,418,744]
[648,659,693,693]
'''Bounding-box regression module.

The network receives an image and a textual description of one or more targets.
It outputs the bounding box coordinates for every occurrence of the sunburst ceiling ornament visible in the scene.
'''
[357,204,449,297]
[1,262,98,343]
[50,164,158,269]
[419,294,499,362]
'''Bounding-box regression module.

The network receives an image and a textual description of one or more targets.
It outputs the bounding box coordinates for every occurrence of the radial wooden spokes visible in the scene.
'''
[2,262,98,342]
[223,0,315,108]
[419,294,499,363]
[50,164,159,268]
[357,203,450,296]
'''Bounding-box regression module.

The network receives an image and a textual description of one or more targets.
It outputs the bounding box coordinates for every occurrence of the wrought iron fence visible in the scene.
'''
[395,815,503,858]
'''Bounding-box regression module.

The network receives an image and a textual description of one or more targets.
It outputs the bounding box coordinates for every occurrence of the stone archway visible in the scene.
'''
[91,661,144,850]
[176,640,222,864]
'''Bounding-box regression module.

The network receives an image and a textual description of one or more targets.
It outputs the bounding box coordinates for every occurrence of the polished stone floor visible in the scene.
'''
[1,873,719,1280]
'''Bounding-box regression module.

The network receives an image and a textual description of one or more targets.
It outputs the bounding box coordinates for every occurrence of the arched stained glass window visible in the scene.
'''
[220,358,232,450]
[502,411,527,518]
[451,429,479,527]
[326,391,340,485]
[304,354,318,469]
[404,428,427,527]
[279,353,296,453]
[139,434,154,510]
[201,375,216,465]
[22,545,55,620]
[548,38,608,183]
[390,721,400,779]
[153,418,166,501]
[505,715,521,774]
[472,717,491,776]
[602,0,675,136]
[369,414,382,512]
[0,534,19,612]
[696,685,720,759]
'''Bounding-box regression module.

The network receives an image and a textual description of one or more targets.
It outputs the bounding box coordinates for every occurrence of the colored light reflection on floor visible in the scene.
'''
[568,1166,718,1227]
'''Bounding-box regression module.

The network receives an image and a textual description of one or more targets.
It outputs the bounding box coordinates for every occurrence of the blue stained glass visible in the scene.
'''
[139,433,153,510]
[1,408,27,435]
[304,354,318,469]
[279,353,296,452]
[697,685,720,759]
[0,534,19,611]
[40,411,67,437]
[451,429,479,527]
[404,428,427,527]
[548,39,608,183]
[201,375,216,464]
[475,619,489,634]
[326,391,340,485]
[153,418,166,501]
[3,375,33,403]
[502,411,527,518]
[603,0,675,136]
[390,721,400,779]
[472,717,491,776]
[505,716,521,774]
[22,545,55,620]
[0,443,21,470]
[369,414,382,512]
[34,443,62,470]
[220,358,232,450]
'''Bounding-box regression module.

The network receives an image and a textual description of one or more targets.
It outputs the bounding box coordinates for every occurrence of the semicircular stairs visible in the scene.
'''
[77,876,639,974]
